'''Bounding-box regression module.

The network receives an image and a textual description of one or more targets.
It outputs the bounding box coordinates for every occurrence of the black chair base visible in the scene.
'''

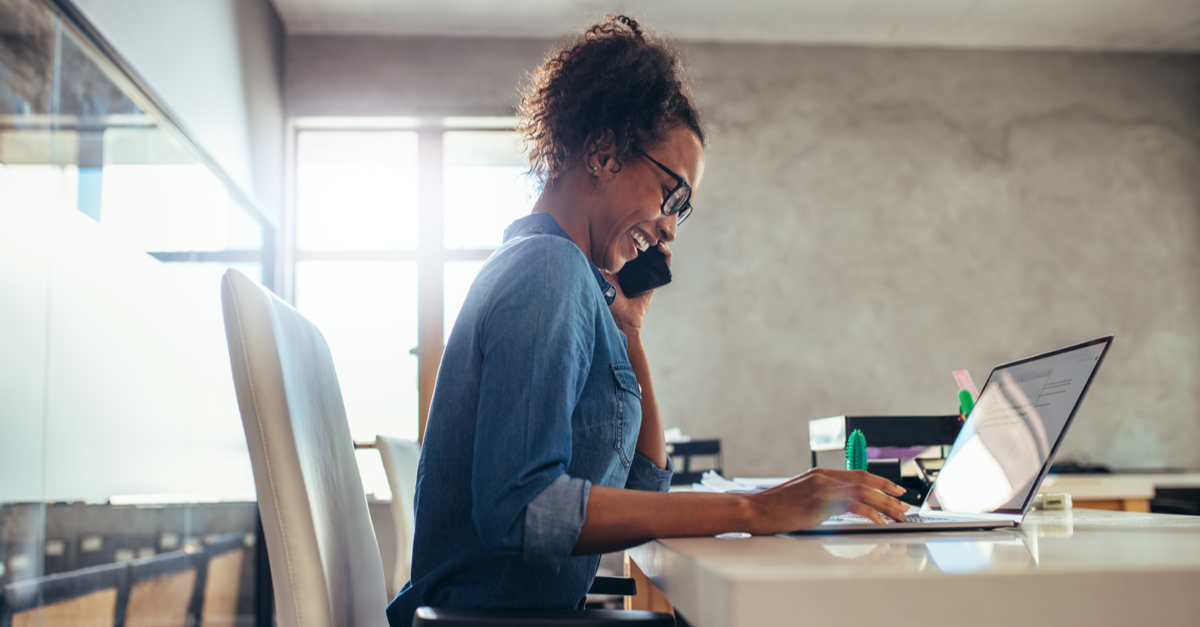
[587,576,637,596]
[412,607,676,626]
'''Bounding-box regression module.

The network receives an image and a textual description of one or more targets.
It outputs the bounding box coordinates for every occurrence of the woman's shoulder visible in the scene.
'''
[488,232,594,283]
[502,230,586,260]
[471,233,600,312]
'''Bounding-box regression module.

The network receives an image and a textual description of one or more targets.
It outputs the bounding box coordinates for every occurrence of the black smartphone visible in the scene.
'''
[617,245,672,298]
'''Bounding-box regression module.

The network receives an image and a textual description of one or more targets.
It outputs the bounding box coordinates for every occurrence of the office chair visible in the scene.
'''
[665,439,722,486]
[220,270,673,627]
[222,269,390,627]
[372,435,421,597]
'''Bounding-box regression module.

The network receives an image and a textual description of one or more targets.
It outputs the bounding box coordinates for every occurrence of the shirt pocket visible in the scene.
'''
[610,363,642,469]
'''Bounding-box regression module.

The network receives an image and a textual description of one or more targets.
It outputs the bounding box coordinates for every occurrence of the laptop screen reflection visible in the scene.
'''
[813,534,1037,574]
[927,341,1107,515]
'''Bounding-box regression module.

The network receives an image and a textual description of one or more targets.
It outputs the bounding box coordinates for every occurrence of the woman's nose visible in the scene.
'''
[657,217,676,243]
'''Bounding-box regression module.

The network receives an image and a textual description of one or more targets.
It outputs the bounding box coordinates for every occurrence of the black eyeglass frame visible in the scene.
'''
[637,149,693,225]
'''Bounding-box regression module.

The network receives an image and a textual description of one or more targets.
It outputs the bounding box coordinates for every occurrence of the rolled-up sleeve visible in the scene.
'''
[471,237,596,569]
[523,475,591,569]
[625,452,674,492]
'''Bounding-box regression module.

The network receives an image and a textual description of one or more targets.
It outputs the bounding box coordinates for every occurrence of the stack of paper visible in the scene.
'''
[692,471,789,493]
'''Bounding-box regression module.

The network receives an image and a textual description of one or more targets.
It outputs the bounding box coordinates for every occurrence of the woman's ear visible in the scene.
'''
[584,129,620,177]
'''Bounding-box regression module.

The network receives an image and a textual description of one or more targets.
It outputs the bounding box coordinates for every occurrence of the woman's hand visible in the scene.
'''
[744,468,909,534]
[575,469,907,555]
[603,242,672,333]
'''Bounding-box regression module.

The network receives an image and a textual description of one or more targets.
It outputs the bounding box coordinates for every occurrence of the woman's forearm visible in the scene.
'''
[622,328,669,469]
[573,486,754,555]
[574,469,910,556]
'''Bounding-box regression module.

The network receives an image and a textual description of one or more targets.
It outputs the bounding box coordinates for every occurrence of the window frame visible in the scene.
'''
[284,117,522,442]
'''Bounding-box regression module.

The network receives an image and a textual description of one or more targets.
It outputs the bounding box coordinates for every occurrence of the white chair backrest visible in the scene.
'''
[374,435,421,596]
[221,269,388,627]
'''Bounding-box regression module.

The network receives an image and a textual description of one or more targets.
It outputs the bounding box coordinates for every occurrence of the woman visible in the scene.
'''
[386,16,907,624]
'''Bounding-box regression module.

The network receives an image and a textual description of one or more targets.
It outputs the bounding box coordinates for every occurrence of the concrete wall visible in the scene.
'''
[286,35,548,117]
[287,35,1200,475]
[73,0,286,217]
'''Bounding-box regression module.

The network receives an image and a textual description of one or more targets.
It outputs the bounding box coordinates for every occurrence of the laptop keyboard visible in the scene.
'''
[833,514,954,524]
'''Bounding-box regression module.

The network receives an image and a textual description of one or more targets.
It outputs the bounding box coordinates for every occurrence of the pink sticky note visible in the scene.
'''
[952,370,978,400]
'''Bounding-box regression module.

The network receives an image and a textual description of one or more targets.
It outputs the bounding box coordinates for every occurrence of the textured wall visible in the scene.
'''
[287,35,549,117]
[286,36,1200,475]
[662,45,1200,476]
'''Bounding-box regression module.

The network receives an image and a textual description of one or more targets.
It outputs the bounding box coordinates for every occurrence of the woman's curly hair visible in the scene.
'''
[518,15,705,188]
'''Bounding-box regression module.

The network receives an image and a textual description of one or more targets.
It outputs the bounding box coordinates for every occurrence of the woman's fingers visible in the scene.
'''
[843,501,889,526]
[851,485,908,522]
[658,242,673,267]
[814,468,905,497]
[752,467,910,532]
[843,469,906,496]
[823,481,907,522]
[769,468,905,502]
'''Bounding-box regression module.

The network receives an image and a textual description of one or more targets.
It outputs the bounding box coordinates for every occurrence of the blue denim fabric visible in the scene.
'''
[386,213,673,627]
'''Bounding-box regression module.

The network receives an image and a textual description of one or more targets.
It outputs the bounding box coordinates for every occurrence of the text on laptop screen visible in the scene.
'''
[926,341,1107,514]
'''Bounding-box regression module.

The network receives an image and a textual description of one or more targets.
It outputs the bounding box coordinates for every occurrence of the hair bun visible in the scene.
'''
[613,15,641,37]
[517,16,705,189]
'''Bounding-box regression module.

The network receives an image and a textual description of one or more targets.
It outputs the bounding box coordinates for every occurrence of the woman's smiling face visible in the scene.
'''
[589,125,706,274]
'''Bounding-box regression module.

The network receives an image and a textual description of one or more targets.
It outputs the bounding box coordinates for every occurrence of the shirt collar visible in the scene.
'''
[503,213,617,306]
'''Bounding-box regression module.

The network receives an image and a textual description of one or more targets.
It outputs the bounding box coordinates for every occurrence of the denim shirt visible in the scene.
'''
[386,213,673,627]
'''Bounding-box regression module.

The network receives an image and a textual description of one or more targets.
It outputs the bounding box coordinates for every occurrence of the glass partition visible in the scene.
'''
[1,1,271,625]
[0,0,269,270]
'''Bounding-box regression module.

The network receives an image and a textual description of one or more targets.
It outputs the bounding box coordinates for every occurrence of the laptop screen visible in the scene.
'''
[925,337,1111,516]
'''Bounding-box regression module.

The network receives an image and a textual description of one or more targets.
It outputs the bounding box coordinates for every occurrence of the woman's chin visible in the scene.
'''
[613,252,636,274]
[606,248,634,274]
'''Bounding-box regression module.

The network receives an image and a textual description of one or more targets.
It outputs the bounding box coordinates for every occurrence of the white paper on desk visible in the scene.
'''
[733,477,790,489]
[694,471,788,493]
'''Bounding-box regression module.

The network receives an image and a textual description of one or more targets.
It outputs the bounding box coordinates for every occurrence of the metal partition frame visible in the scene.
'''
[43,0,280,291]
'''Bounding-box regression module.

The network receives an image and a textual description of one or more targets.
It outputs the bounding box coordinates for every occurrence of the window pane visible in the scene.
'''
[295,261,419,442]
[444,131,536,249]
[297,131,418,250]
[445,261,485,343]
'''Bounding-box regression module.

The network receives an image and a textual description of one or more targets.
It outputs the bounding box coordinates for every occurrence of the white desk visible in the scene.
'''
[626,509,1200,627]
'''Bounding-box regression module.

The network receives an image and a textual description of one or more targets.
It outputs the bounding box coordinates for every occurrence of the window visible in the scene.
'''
[288,119,535,465]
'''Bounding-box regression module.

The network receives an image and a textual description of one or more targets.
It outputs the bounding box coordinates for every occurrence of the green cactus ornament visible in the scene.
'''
[846,429,868,471]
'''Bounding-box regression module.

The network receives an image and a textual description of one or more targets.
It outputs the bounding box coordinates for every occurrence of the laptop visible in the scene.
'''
[791,335,1113,534]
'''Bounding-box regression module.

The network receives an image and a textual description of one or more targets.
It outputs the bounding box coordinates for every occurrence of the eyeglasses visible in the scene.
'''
[637,149,693,225]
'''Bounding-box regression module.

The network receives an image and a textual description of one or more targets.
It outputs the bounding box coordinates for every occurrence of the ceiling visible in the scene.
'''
[269,0,1200,52]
